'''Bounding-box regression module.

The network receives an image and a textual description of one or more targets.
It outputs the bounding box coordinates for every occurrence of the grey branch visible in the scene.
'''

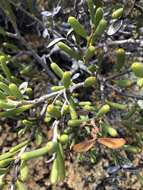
[107,39,143,46]
[17,82,84,106]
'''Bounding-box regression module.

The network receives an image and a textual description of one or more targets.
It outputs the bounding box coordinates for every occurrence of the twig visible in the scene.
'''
[17,82,84,106]
[63,90,70,105]
[135,3,143,14]
[69,82,84,92]
[105,69,132,81]
[52,91,63,104]
[61,100,68,114]
[52,120,59,142]
[105,82,143,100]
[2,32,57,84]
[45,154,56,163]
[17,35,58,83]
[3,32,18,39]
[107,39,142,46]
[11,146,27,190]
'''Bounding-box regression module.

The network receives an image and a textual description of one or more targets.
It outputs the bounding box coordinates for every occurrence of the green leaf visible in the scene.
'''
[68,16,87,39]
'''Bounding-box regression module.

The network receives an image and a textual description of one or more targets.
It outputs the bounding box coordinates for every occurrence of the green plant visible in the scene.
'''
[0,0,143,188]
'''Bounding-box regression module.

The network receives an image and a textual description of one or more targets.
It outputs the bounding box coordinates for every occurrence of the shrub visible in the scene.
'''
[0,0,142,188]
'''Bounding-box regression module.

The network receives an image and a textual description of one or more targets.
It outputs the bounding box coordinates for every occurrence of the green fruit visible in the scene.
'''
[106,100,127,110]
[123,145,141,153]
[96,104,110,118]
[84,46,95,62]
[0,158,14,167]
[68,119,83,127]
[58,42,80,60]
[83,105,96,111]
[92,19,107,43]
[50,62,64,79]
[55,100,63,106]
[106,127,118,137]
[102,123,118,137]
[115,48,125,71]
[61,71,71,88]
[20,161,29,182]
[87,0,95,23]
[51,86,64,92]
[69,98,77,119]
[59,134,69,144]
[116,79,132,88]
[93,7,103,28]
[84,76,96,87]
[68,16,87,39]
[50,155,59,184]
[79,101,92,106]
[112,8,123,19]
[9,83,22,99]
[137,78,143,88]
[22,119,35,126]
[62,105,69,115]
[47,104,61,119]
[44,115,52,123]
[21,141,57,161]
[131,62,143,77]
[56,144,65,180]
[50,143,65,184]
[35,129,43,146]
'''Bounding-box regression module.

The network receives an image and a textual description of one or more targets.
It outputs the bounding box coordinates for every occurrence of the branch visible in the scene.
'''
[105,69,132,81]
[135,3,143,14]
[1,29,58,83]
[17,82,84,106]
[107,39,142,46]
[105,82,143,100]
[17,35,58,83]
